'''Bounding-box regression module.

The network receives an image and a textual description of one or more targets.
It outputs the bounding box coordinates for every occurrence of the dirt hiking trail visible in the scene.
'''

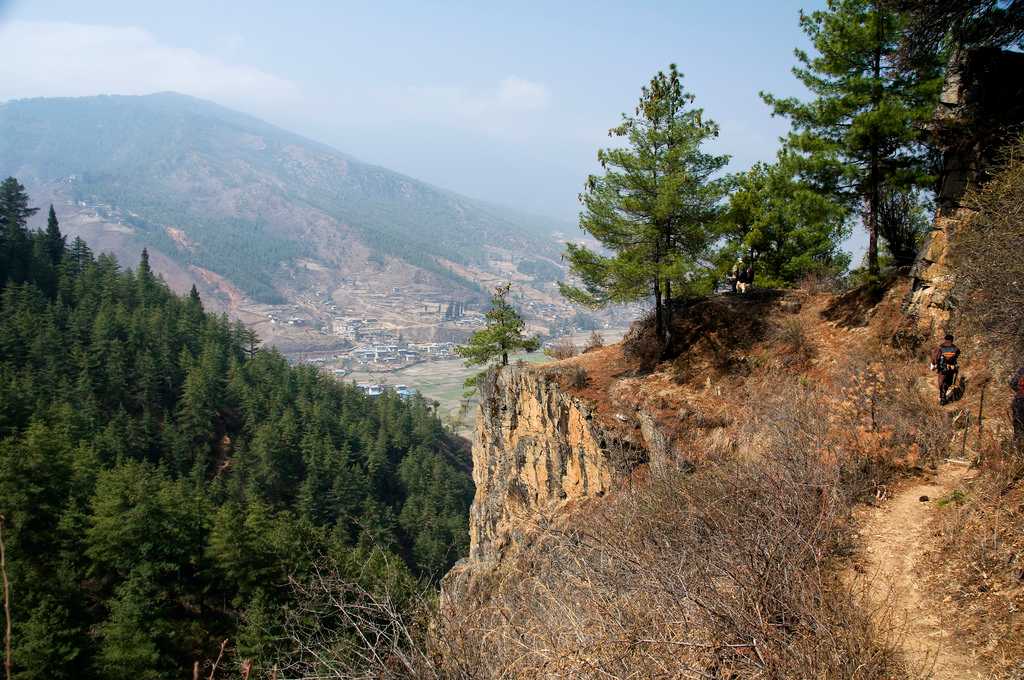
[858,464,985,679]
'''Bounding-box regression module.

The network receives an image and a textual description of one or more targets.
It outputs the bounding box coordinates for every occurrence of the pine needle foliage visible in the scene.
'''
[456,283,540,387]
[560,65,730,345]
[724,152,851,286]
[761,0,943,275]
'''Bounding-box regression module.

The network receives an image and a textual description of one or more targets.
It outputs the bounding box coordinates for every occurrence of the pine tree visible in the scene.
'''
[898,0,1024,64]
[761,0,943,275]
[725,153,851,286]
[455,283,539,382]
[136,249,156,303]
[43,206,65,267]
[241,327,260,360]
[0,178,39,285]
[95,575,166,680]
[560,65,729,345]
[14,597,82,679]
[0,178,38,229]
[0,179,475,675]
[65,238,93,278]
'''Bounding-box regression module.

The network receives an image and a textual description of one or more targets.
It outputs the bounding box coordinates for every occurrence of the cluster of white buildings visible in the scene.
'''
[355,383,417,399]
[347,341,458,368]
[408,341,457,357]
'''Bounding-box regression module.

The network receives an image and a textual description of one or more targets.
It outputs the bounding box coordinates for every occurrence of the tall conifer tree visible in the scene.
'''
[761,0,942,275]
[725,153,851,286]
[0,177,38,284]
[43,206,65,266]
[455,283,539,386]
[560,65,729,345]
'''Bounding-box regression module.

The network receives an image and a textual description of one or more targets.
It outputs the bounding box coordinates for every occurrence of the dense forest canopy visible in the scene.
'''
[0,177,473,678]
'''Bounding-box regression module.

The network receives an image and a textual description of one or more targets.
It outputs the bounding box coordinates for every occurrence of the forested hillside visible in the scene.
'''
[0,93,565,302]
[0,177,473,678]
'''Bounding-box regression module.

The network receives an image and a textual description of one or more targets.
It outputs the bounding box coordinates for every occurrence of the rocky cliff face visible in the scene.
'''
[466,365,641,565]
[906,48,1024,329]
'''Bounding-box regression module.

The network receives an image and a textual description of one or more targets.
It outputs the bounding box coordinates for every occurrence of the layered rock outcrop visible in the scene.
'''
[466,365,642,565]
[906,48,1024,328]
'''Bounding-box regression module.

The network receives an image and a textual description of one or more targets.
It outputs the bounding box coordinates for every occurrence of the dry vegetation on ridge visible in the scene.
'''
[916,139,1024,679]
[263,277,992,679]
[253,135,1024,676]
[421,281,956,679]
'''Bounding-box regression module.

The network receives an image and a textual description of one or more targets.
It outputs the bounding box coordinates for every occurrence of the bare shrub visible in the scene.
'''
[432,380,908,679]
[623,314,663,372]
[545,338,578,360]
[266,557,441,680]
[582,331,605,353]
[798,270,846,295]
[777,318,816,366]
[956,135,1024,365]
[271,372,930,679]
[825,355,951,500]
[549,364,591,392]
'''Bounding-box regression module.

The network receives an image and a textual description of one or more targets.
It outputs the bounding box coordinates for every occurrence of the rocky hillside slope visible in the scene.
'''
[0,93,583,338]
[429,47,1024,680]
[436,274,1021,678]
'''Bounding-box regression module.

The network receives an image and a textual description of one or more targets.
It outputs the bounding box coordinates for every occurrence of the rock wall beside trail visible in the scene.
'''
[906,48,1024,329]
[466,365,642,566]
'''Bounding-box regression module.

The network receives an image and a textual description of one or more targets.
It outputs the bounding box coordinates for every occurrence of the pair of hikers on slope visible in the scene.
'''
[728,261,755,294]
[930,333,1024,445]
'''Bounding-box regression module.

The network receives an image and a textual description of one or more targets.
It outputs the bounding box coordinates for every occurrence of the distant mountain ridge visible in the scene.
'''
[0,92,568,303]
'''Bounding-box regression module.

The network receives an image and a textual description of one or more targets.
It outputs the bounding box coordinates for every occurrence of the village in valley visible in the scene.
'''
[39,172,637,423]
[241,273,633,420]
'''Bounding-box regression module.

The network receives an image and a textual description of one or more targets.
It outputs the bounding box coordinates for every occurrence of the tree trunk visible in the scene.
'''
[868,158,880,276]
[501,351,508,367]
[1,515,10,680]
[663,277,673,348]
[653,278,664,345]
[868,1,883,276]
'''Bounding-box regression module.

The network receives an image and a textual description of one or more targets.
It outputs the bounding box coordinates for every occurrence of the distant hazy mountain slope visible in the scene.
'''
[0,93,564,302]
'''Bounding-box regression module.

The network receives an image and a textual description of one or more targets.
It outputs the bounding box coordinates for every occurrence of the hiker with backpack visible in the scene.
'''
[737,262,754,294]
[1010,364,1024,445]
[727,261,740,293]
[930,334,960,405]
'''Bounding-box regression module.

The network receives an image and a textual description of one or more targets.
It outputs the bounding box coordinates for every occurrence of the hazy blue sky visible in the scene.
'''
[0,0,844,238]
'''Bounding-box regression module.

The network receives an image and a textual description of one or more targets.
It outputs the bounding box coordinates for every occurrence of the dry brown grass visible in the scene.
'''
[431,388,905,678]
[955,135,1024,366]
[776,317,817,367]
[583,330,605,353]
[798,271,847,295]
[278,277,960,679]
[904,137,1024,677]
[260,369,936,679]
[928,450,1024,677]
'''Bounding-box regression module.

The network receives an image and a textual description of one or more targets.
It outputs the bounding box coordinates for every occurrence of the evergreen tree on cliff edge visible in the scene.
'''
[560,64,729,348]
[456,283,539,388]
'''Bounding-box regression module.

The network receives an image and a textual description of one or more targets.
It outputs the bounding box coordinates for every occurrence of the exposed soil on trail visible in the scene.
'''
[856,464,987,679]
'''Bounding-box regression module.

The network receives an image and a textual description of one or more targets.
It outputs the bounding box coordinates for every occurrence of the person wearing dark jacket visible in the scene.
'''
[930,334,960,405]
[1010,365,1024,445]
